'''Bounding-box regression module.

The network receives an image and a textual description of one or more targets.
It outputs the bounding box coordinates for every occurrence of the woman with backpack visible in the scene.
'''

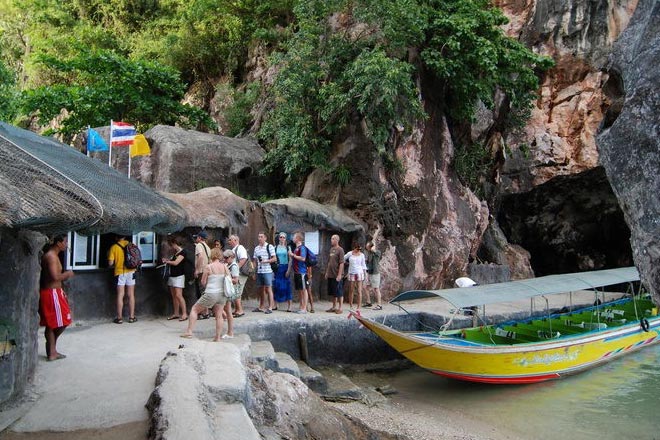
[162,236,188,321]
[273,232,293,312]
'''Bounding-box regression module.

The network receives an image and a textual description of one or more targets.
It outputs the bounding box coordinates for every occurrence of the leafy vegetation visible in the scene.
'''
[453,142,491,199]
[21,50,214,137]
[258,0,552,183]
[0,60,18,121]
[0,0,551,187]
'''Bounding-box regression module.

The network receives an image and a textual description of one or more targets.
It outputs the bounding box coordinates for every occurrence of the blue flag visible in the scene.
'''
[87,128,109,152]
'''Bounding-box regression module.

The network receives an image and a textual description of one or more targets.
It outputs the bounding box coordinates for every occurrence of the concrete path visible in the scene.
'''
[2,299,377,434]
[1,290,614,434]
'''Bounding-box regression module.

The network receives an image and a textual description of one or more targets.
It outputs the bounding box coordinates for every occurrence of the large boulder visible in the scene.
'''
[135,125,267,195]
[597,1,660,302]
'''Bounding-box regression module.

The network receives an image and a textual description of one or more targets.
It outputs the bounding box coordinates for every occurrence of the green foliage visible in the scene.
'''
[21,49,214,137]
[332,165,351,187]
[420,0,553,122]
[225,81,261,136]
[259,0,424,182]
[0,60,19,121]
[259,0,551,183]
[453,142,491,198]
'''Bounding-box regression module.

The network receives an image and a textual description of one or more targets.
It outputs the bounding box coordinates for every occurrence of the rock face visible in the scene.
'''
[136,125,267,195]
[494,0,639,192]
[0,230,43,407]
[146,335,404,440]
[597,1,660,302]
[302,110,490,291]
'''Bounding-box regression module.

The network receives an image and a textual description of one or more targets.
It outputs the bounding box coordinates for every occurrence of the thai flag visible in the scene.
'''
[110,121,137,147]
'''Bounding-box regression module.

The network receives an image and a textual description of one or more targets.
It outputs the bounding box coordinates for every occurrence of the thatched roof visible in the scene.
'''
[162,187,254,230]
[263,198,363,233]
[0,122,186,235]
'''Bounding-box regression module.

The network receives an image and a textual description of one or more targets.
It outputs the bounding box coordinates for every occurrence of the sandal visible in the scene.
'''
[373,305,383,310]
[128,317,137,323]
[166,316,180,321]
[113,318,123,324]
[233,312,245,318]
[179,316,188,321]
[199,314,210,320]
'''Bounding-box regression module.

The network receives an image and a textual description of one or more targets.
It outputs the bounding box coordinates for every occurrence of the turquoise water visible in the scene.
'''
[353,344,660,439]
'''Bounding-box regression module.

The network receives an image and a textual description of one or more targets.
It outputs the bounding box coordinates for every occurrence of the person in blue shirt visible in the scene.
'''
[273,232,293,312]
[288,232,310,314]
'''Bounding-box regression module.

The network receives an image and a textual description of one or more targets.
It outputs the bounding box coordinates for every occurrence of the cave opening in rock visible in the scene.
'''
[497,167,633,276]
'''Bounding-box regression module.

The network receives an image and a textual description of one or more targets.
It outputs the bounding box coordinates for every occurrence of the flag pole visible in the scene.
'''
[128,149,132,178]
[86,125,90,157]
[108,120,113,168]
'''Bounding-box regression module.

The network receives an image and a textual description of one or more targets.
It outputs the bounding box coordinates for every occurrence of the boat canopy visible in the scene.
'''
[391,267,640,309]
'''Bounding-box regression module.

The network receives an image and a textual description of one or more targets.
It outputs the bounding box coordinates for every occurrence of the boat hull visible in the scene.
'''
[354,314,660,384]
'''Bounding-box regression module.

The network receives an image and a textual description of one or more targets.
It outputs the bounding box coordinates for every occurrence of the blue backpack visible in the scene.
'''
[304,246,318,267]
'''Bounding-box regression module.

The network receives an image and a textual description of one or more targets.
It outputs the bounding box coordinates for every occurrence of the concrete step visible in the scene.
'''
[250,340,277,370]
[295,360,327,394]
[220,333,252,364]
[316,369,364,402]
[214,403,261,440]
[274,352,300,377]
[199,341,249,404]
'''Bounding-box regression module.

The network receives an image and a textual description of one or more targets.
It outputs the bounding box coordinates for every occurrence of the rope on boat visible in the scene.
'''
[391,302,440,332]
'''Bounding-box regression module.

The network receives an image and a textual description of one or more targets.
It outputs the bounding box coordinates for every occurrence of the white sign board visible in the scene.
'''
[305,231,319,254]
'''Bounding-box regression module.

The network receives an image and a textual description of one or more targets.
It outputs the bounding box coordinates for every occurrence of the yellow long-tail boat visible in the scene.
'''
[351,267,659,384]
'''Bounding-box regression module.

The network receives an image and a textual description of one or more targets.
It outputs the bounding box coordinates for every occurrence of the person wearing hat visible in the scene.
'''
[273,232,293,312]
[193,230,212,319]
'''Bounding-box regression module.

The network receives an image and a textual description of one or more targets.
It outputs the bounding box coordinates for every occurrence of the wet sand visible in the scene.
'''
[330,368,524,440]
[0,421,149,440]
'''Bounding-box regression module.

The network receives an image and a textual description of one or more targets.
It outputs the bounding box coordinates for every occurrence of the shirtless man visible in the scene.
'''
[40,235,74,361]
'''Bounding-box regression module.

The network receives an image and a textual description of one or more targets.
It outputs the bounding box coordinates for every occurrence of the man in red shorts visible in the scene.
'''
[40,235,74,361]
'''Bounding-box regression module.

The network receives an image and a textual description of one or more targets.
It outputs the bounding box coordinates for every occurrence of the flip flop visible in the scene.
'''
[233,312,245,318]
[179,316,189,321]
[47,353,67,361]
[167,316,180,321]
[180,334,193,339]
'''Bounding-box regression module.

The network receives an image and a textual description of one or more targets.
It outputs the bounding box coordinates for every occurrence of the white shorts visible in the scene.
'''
[367,273,381,288]
[116,272,136,287]
[348,272,364,282]
[167,275,185,288]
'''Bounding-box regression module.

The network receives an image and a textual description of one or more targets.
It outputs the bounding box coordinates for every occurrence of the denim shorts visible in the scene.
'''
[256,272,273,287]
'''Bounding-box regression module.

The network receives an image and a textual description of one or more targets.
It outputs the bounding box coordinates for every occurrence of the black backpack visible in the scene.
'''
[266,243,279,272]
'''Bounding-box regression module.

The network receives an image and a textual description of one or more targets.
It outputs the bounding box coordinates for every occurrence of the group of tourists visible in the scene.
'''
[161,230,384,339]
[37,230,385,358]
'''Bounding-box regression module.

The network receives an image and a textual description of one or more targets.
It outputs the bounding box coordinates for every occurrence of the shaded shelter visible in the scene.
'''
[262,198,364,299]
[0,122,187,409]
[0,122,187,235]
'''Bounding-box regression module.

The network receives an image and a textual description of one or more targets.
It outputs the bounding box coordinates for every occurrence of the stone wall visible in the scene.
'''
[0,230,43,406]
[63,268,176,321]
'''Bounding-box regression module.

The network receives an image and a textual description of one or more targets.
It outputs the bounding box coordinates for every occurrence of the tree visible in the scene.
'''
[259,0,552,183]
[0,60,19,121]
[259,0,424,180]
[21,49,214,137]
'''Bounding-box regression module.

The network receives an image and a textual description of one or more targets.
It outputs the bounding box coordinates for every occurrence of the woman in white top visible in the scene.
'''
[181,248,234,341]
[344,242,368,310]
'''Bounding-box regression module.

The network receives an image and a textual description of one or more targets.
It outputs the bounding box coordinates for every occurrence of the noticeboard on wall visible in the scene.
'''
[305,231,319,254]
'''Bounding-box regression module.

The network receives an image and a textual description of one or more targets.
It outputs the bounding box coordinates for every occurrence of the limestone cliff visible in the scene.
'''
[597,0,660,303]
